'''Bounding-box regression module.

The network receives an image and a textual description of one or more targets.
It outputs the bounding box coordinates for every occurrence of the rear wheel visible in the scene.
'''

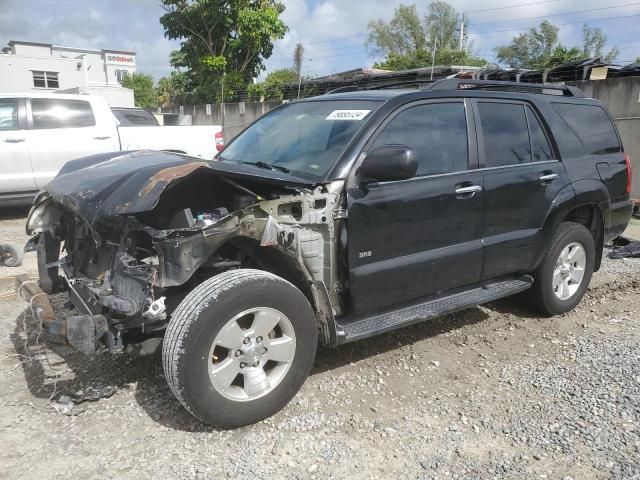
[0,243,23,267]
[528,222,595,316]
[162,269,317,427]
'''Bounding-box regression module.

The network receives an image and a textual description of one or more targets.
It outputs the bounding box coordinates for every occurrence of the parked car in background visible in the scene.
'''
[19,79,633,427]
[0,93,223,205]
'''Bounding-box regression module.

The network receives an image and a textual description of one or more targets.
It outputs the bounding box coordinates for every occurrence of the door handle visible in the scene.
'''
[4,138,25,143]
[539,173,559,183]
[94,136,111,140]
[455,185,482,197]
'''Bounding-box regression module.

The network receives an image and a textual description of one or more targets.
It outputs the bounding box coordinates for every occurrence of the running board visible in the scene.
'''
[335,276,533,344]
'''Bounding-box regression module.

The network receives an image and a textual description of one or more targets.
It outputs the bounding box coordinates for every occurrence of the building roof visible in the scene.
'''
[3,40,135,56]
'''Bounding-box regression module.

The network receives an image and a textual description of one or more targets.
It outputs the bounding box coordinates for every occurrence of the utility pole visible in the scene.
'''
[459,13,465,51]
[221,71,225,134]
[430,37,438,80]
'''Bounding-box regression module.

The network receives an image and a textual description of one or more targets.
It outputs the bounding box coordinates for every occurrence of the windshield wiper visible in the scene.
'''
[241,161,290,174]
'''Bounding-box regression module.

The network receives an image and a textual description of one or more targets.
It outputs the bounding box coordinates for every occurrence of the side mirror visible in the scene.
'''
[358,145,417,182]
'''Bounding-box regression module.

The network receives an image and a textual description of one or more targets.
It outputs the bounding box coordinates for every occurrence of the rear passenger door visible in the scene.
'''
[27,98,119,188]
[346,100,484,313]
[473,100,568,279]
[0,97,37,194]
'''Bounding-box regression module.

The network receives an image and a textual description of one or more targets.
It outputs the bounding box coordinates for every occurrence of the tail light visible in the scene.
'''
[625,153,632,194]
[215,131,225,153]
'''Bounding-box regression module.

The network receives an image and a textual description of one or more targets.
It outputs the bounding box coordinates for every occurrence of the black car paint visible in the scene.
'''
[31,85,633,340]
[326,89,632,315]
[43,150,315,225]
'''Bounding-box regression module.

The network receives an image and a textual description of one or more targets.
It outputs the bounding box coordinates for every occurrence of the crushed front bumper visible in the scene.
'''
[15,274,117,355]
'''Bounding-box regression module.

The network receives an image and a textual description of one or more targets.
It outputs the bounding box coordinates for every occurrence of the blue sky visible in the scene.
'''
[1,0,639,80]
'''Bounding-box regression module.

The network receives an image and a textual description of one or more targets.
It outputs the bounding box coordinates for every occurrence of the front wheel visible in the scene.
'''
[162,269,318,427]
[528,222,595,316]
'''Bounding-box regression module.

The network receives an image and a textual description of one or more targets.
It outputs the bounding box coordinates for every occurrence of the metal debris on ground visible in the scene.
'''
[607,236,640,259]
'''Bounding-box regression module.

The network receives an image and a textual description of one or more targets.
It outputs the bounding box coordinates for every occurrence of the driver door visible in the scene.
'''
[345,100,484,314]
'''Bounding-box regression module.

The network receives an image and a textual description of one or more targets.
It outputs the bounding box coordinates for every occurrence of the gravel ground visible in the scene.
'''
[0,212,639,480]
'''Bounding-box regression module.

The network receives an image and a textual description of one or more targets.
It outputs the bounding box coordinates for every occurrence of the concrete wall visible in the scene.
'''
[568,77,640,200]
[161,100,283,140]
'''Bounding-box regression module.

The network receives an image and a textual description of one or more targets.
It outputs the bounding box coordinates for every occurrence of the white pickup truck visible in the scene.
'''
[0,93,223,205]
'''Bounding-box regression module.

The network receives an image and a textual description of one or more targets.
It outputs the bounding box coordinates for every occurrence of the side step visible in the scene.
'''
[335,276,533,344]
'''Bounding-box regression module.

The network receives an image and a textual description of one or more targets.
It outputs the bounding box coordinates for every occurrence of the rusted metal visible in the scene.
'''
[15,274,56,323]
[15,273,66,344]
[138,162,209,198]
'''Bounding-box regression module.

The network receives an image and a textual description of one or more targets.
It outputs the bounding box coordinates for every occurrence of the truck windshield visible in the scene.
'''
[218,100,382,179]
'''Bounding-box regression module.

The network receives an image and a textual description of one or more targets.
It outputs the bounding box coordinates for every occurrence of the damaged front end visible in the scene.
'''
[20,151,345,354]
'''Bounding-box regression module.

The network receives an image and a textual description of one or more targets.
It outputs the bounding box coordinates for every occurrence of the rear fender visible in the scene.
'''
[536,179,609,271]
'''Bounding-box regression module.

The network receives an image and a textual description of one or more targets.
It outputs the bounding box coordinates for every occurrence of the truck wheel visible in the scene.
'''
[528,222,595,316]
[0,243,23,267]
[162,269,318,427]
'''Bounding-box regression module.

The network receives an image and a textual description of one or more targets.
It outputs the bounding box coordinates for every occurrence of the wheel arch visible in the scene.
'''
[196,236,338,346]
[538,180,608,272]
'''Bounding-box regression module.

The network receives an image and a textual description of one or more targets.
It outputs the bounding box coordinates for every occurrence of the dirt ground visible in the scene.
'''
[1,208,639,479]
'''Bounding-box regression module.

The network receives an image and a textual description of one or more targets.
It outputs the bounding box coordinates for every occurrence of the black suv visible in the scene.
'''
[20,79,633,427]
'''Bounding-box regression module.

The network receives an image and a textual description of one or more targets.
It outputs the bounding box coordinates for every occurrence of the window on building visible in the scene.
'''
[0,98,18,131]
[477,102,531,167]
[31,99,95,129]
[115,70,129,84]
[371,102,469,176]
[32,71,59,89]
[552,103,621,155]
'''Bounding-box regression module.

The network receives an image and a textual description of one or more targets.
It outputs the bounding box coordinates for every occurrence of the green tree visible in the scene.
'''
[495,20,559,69]
[546,45,583,68]
[121,73,157,108]
[368,2,482,71]
[156,76,174,107]
[496,21,618,69]
[582,24,618,62]
[426,1,463,50]
[160,0,287,101]
[248,68,298,101]
[368,4,427,58]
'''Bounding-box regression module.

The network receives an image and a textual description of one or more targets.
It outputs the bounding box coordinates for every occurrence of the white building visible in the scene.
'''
[0,40,136,107]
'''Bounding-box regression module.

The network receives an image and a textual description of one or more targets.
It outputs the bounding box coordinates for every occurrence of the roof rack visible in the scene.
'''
[428,79,586,97]
[326,81,431,95]
[325,78,586,98]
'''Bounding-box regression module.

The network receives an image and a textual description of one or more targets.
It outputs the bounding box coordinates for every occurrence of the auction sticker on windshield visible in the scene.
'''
[326,110,371,121]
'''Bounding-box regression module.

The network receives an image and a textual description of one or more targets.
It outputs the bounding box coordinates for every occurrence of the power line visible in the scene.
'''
[472,1,640,26]
[468,12,640,34]
[465,0,564,14]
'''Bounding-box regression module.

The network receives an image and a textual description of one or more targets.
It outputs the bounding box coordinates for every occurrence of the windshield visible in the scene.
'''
[218,100,382,178]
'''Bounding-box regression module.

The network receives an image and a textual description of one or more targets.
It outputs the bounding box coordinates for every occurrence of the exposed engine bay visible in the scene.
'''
[24,151,347,354]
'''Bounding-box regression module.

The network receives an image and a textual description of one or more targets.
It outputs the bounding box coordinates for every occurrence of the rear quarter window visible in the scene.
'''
[552,103,620,155]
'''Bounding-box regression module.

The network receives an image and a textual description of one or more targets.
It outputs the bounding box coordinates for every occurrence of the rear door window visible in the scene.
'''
[371,102,469,176]
[477,102,531,167]
[526,107,554,162]
[31,98,96,129]
[552,103,620,155]
[0,98,18,131]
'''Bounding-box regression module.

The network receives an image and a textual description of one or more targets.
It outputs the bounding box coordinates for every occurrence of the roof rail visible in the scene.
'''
[325,81,431,95]
[429,79,586,97]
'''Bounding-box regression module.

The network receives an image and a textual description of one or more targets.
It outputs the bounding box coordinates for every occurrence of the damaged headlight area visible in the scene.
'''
[19,163,342,356]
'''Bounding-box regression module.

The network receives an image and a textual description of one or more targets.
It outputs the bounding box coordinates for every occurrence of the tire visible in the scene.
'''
[0,243,23,267]
[528,222,595,316]
[163,269,318,427]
